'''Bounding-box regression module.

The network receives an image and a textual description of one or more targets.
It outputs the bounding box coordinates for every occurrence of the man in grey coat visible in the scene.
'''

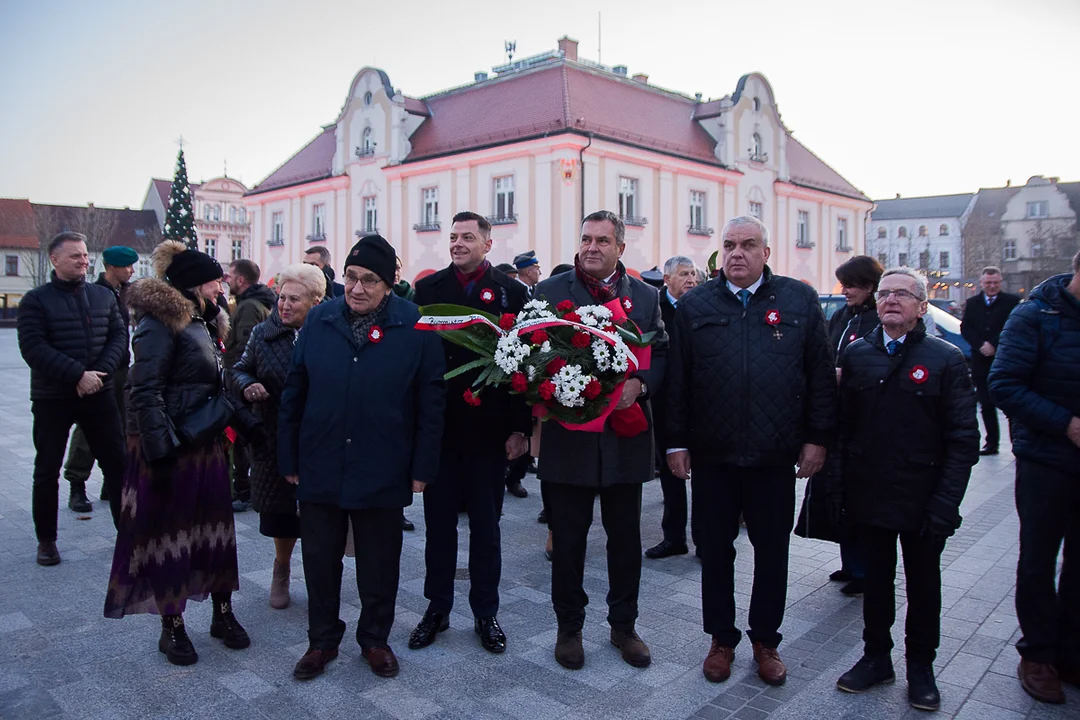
[533,210,667,671]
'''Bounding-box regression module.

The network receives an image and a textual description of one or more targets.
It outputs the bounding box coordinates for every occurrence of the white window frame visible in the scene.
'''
[271,211,284,242]
[939,224,949,236]
[312,203,325,237]
[137,257,151,278]
[203,204,211,221]
[1026,201,1049,219]
[618,177,638,219]
[1003,239,1017,261]
[749,201,763,220]
[1031,239,1043,257]
[422,187,439,225]
[493,176,515,219]
[689,190,706,230]
[205,237,217,259]
[918,225,928,237]
[364,196,377,232]
[231,239,243,262]
[939,251,950,269]
[898,252,909,267]
[837,217,849,249]
[797,210,811,246]
[212,205,220,222]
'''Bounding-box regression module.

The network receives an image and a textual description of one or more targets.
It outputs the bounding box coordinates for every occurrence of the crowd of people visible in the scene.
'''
[15,212,1080,709]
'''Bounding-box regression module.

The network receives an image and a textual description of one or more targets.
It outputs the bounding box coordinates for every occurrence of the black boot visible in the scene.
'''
[907,662,940,711]
[209,594,250,649]
[837,654,895,693]
[68,482,92,513]
[159,615,198,665]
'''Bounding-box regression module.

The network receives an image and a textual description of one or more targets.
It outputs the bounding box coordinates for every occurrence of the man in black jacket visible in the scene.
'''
[666,216,836,687]
[409,211,530,655]
[989,252,1080,704]
[303,246,345,298]
[17,232,128,565]
[833,268,978,711]
[62,245,137,512]
[645,255,699,560]
[961,266,1021,455]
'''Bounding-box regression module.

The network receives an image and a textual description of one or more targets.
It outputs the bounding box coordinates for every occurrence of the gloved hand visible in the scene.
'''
[149,457,177,495]
[920,510,957,543]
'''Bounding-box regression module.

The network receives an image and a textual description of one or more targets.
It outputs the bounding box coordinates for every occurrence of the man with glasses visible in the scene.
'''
[833,268,978,711]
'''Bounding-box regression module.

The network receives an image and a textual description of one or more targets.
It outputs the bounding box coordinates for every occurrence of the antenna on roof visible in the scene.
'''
[505,40,516,63]
[224,158,228,178]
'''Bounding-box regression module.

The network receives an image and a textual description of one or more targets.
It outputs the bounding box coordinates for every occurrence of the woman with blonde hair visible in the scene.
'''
[231,262,325,608]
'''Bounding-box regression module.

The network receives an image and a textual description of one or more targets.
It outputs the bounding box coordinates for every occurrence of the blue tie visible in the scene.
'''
[986,296,994,306]
[737,289,752,308]
[886,340,901,356]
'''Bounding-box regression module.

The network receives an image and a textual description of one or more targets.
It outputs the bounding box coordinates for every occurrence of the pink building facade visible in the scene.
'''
[245,37,870,289]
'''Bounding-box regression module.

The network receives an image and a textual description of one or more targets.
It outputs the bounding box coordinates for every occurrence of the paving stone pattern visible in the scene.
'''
[0,329,1074,719]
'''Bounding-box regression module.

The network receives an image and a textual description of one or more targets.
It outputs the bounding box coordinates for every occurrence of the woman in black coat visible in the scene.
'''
[231,263,325,609]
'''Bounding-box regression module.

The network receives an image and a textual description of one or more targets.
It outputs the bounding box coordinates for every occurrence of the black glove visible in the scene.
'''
[149,457,177,495]
[920,510,957,543]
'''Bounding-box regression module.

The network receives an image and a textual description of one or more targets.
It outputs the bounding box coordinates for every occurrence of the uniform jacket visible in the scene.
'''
[961,291,1021,374]
[223,283,276,368]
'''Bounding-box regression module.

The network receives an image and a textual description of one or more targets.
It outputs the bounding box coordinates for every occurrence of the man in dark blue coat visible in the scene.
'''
[279,235,446,681]
[409,211,530,656]
[17,232,127,565]
[989,251,1080,705]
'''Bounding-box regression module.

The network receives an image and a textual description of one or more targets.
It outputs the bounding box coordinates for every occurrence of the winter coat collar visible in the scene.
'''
[1028,273,1079,317]
[126,277,230,339]
[319,293,411,347]
[237,283,277,310]
[262,310,296,342]
[867,319,927,351]
[49,271,86,293]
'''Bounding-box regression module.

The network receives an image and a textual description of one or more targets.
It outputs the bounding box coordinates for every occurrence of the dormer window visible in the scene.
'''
[753,96,761,112]
[363,91,373,107]
[750,133,768,163]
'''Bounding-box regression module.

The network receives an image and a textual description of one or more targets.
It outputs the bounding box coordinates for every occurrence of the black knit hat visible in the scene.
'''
[344,234,396,287]
[165,249,223,288]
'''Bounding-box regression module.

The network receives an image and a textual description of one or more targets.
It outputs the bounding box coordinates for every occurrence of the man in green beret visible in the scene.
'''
[63,246,137,514]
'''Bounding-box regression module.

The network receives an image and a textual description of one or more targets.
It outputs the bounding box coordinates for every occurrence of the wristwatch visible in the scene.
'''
[638,380,648,397]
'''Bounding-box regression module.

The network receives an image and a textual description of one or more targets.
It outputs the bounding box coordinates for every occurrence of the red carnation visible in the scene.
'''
[603,324,616,333]
[557,300,577,313]
[463,389,482,407]
[546,357,567,375]
[571,332,591,349]
[511,372,528,393]
[538,380,556,400]
[499,313,516,331]
[531,329,549,345]
[563,311,582,324]
[583,379,602,400]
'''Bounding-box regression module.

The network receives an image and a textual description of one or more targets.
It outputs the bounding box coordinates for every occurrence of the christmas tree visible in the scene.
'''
[163,147,198,250]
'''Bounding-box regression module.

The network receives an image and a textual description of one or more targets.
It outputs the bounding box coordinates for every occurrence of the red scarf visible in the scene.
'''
[453,260,490,292]
[574,255,625,302]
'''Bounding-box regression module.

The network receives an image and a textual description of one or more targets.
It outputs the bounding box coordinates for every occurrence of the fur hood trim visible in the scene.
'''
[152,240,189,280]
[127,278,230,340]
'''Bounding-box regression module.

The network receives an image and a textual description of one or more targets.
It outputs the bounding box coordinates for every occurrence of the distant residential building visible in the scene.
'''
[143,176,251,262]
[0,199,40,318]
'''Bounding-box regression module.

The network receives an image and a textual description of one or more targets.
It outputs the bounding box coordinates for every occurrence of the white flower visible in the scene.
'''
[494,334,532,374]
[527,365,537,382]
[591,338,612,371]
[520,299,556,320]
[553,365,589,407]
[540,341,551,353]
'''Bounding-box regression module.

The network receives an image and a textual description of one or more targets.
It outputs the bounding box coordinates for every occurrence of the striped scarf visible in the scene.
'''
[574,255,625,302]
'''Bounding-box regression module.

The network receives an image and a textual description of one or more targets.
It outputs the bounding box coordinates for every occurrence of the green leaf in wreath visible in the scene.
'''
[443,357,491,381]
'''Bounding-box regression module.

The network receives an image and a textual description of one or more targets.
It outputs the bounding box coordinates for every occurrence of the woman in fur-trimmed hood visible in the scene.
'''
[104,240,255,667]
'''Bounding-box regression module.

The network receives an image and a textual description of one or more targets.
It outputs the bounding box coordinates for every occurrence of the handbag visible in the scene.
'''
[176,394,235,447]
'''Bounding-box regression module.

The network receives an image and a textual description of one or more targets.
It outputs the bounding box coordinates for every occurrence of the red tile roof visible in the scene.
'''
[0,198,39,249]
[785,136,868,201]
[151,178,202,210]
[247,127,336,196]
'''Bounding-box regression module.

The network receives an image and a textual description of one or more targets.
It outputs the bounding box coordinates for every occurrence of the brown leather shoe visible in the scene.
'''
[1018,659,1065,704]
[362,645,399,678]
[752,642,787,686]
[554,628,585,670]
[610,627,651,668]
[293,646,338,680]
[36,541,60,566]
[703,639,735,683]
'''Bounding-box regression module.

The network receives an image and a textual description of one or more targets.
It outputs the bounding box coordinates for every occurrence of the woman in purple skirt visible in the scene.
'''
[105,240,259,666]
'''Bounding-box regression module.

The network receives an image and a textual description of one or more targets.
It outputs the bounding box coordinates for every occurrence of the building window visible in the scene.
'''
[689,190,707,232]
[898,226,908,238]
[750,133,767,162]
[1003,239,1017,261]
[796,210,811,247]
[238,208,247,223]
[753,96,761,112]
[918,225,928,237]
[918,250,930,269]
[877,227,887,239]
[231,239,243,262]
[203,204,212,221]
[363,91,372,106]
[939,251,950,269]
[837,217,849,250]
[939,224,949,236]
[364,196,377,233]
[877,253,888,267]
[5,255,18,277]
[361,127,375,156]
[229,207,237,223]
[271,211,284,243]
[413,187,440,232]
[137,257,150,278]
[749,201,763,220]
[213,205,220,222]
[493,176,515,222]
[898,252,909,267]
[205,237,217,259]
[618,177,638,220]
[311,203,326,239]
[1031,239,1043,257]
[1026,201,1049,218]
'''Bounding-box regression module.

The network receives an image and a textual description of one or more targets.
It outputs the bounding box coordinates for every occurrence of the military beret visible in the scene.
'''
[101,246,139,267]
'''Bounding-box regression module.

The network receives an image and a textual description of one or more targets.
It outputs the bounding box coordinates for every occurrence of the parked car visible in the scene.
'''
[819,294,971,361]
[929,298,964,319]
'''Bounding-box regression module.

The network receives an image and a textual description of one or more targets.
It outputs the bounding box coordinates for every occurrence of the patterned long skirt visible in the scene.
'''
[104,436,239,618]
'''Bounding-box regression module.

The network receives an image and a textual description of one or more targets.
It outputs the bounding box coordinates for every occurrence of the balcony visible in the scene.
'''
[836,243,853,252]
[795,236,815,249]
[355,145,375,159]
[266,237,285,247]
[619,215,648,228]
[749,151,769,164]
[687,225,714,237]
[486,214,518,226]
[305,233,326,242]
[355,228,380,237]
[413,221,441,233]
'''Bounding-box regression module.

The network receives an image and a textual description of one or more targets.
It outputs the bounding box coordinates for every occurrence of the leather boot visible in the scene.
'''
[159,615,198,666]
[610,627,651,668]
[1018,659,1065,704]
[270,560,291,609]
[68,482,92,513]
[209,596,251,649]
[554,628,585,670]
[36,541,60,566]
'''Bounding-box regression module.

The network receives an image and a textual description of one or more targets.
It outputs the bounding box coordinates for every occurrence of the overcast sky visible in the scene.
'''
[2,0,1077,208]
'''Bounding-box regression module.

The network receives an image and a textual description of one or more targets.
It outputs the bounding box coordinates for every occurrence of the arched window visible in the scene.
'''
[239,208,247,223]
[362,127,374,154]
[877,227,887,239]
[203,205,211,221]
[1003,239,1017,260]
[898,226,908,238]
[363,91,373,106]
[212,205,220,221]
[229,207,237,223]
[918,225,928,237]
[753,96,761,112]
[939,224,949,236]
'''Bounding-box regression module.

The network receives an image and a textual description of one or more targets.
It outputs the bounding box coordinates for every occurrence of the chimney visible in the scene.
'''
[694,92,703,102]
[557,36,578,62]
[1005,179,1011,187]
[474,71,488,82]
[632,73,649,84]
[612,65,628,76]
[895,193,901,199]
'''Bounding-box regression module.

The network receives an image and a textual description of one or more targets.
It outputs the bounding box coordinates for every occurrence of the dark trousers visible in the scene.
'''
[858,523,945,664]
[972,367,1000,450]
[1015,458,1080,665]
[547,481,642,632]
[659,463,700,547]
[31,392,124,539]
[231,439,250,501]
[695,464,795,648]
[63,365,127,485]
[506,452,531,487]
[299,502,403,651]
[423,447,506,618]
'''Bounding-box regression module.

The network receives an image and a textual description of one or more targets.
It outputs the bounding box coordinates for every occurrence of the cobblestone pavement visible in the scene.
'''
[0,328,1074,719]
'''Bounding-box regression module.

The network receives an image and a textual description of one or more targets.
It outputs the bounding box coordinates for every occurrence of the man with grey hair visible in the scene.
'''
[645,255,700,559]
[832,266,978,711]
[666,215,837,687]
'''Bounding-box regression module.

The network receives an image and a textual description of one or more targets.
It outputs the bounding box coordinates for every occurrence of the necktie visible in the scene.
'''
[737,289,752,308]
[886,340,901,356]
[986,296,995,307]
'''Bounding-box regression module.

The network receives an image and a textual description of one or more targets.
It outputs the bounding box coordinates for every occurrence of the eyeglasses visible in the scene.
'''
[344,274,383,290]
[876,289,924,302]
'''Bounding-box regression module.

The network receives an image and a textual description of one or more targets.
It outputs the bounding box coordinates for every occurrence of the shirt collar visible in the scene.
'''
[727,274,764,298]
[883,329,907,345]
[666,289,679,306]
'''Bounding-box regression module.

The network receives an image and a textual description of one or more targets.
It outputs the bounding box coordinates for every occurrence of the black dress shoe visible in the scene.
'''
[68,487,92,513]
[36,541,60,566]
[644,539,689,559]
[408,611,449,649]
[907,662,940,711]
[837,654,895,693]
[401,516,415,531]
[979,446,999,456]
[474,616,506,654]
[840,579,865,596]
[829,569,853,582]
[293,646,338,680]
[537,508,547,524]
[506,481,528,499]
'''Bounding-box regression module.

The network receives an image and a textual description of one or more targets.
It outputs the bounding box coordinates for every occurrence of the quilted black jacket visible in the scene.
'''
[230,312,297,515]
[835,322,979,531]
[665,267,837,467]
[989,274,1080,473]
[18,272,127,401]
